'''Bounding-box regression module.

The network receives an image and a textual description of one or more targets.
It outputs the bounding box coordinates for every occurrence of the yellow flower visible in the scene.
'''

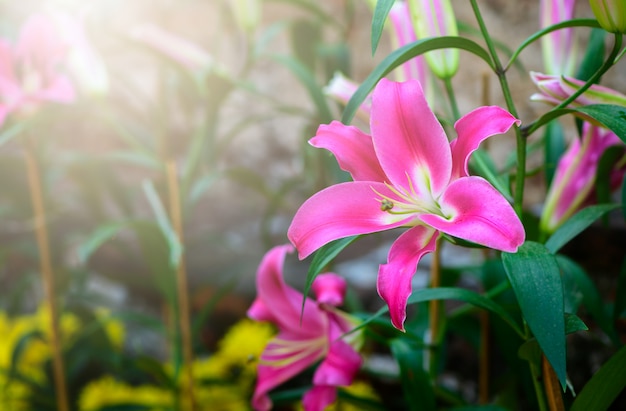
[78,376,172,411]
[214,319,274,379]
[94,308,126,350]
[296,380,381,411]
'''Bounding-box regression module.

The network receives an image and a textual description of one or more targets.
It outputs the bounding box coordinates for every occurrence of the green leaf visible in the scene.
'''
[302,236,358,313]
[570,345,626,411]
[502,241,566,388]
[576,104,626,143]
[390,338,435,411]
[545,204,620,253]
[371,0,395,55]
[342,37,494,124]
[622,175,626,221]
[576,28,606,82]
[142,180,183,270]
[77,222,128,264]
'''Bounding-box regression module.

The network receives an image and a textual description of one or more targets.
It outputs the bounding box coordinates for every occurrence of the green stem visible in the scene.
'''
[469,0,525,217]
[443,77,460,120]
[522,33,624,137]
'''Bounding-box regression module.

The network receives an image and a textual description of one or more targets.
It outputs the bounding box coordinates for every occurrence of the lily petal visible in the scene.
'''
[450,106,520,181]
[312,338,362,386]
[249,244,326,334]
[288,181,414,259]
[302,385,338,411]
[377,225,439,331]
[310,121,386,182]
[371,78,452,198]
[421,176,524,252]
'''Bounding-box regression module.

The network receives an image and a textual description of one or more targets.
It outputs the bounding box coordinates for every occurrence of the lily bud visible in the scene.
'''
[231,0,262,35]
[530,71,626,108]
[589,0,626,34]
[324,71,372,121]
[540,0,577,75]
[408,0,459,79]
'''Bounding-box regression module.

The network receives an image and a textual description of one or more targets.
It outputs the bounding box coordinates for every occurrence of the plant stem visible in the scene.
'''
[479,308,490,403]
[24,149,69,411]
[166,161,196,411]
[542,356,565,411]
[469,0,525,217]
[443,76,460,120]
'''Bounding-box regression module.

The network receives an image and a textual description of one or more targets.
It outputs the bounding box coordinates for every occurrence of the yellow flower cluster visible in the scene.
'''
[79,318,274,411]
[0,305,125,410]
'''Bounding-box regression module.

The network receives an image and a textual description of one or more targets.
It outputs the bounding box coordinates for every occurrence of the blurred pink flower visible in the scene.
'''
[540,123,626,233]
[540,0,577,75]
[248,244,362,411]
[0,14,75,124]
[288,79,524,331]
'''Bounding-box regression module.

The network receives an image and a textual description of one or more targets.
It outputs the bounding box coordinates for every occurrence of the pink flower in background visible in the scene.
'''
[288,79,524,330]
[530,71,626,109]
[540,0,577,75]
[248,244,362,411]
[540,123,626,233]
[0,14,75,125]
[324,72,372,122]
[389,1,429,87]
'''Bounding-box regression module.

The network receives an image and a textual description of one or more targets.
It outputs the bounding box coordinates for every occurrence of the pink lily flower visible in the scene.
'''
[540,123,626,233]
[540,0,577,75]
[0,14,75,125]
[248,244,362,411]
[288,79,524,331]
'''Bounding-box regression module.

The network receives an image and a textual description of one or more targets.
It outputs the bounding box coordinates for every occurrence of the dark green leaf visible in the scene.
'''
[342,37,494,124]
[502,241,566,388]
[390,338,435,411]
[371,0,395,55]
[622,174,626,221]
[302,236,358,314]
[564,313,588,333]
[570,345,626,411]
[545,204,620,253]
[576,104,626,144]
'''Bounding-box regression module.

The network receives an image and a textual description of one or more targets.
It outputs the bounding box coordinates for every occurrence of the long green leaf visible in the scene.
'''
[570,345,626,411]
[342,37,494,124]
[302,236,358,313]
[371,0,395,55]
[543,120,566,186]
[613,257,626,325]
[390,338,435,411]
[77,222,128,264]
[545,204,620,253]
[142,180,183,269]
[502,241,566,388]
[576,104,626,144]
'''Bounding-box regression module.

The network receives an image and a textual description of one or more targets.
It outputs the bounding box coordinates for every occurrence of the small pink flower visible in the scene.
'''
[288,79,524,330]
[0,14,75,124]
[540,123,626,233]
[248,245,362,411]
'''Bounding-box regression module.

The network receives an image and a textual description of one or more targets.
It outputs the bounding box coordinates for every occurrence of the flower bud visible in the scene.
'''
[589,0,626,34]
[408,0,459,79]
[231,0,262,35]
